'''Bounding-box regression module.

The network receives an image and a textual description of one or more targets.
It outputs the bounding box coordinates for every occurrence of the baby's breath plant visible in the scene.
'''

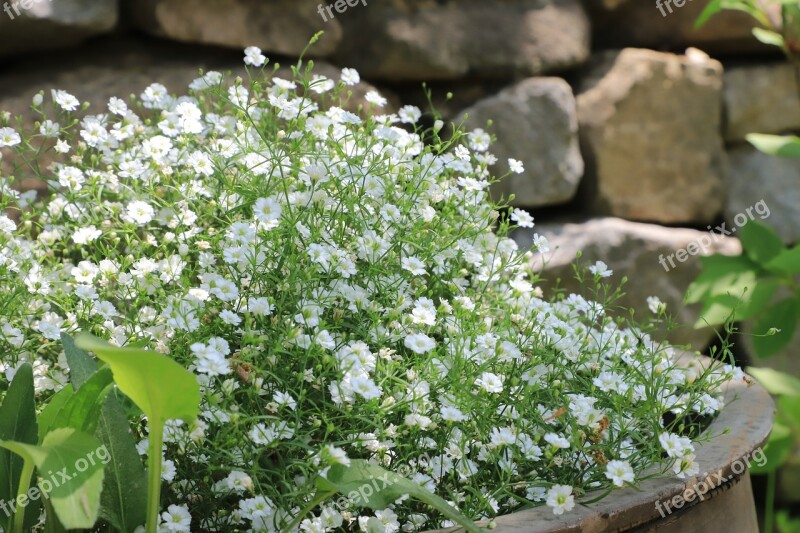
[0,45,742,532]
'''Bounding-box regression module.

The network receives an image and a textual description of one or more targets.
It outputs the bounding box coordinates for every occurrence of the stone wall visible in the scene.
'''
[1,0,798,359]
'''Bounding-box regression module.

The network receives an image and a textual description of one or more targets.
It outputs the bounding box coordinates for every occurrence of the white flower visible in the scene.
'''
[340,68,360,85]
[510,208,534,228]
[52,89,80,111]
[108,96,128,115]
[546,485,575,515]
[659,432,693,459]
[350,376,382,400]
[254,196,282,222]
[475,372,504,393]
[508,158,525,174]
[401,256,426,276]
[243,46,267,67]
[544,432,570,449]
[489,427,516,448]
[0,215,17,235]
[589,260,613,278]
[323,445,351,467]
[398,105,422,124]
[531,233,550,253]
[72,226,101,245]
[160,504,191,532]
[404,333,436,354]
[124,200,155,225]
[0,127,21,147]
[672,453,699,478]
[605,460,635,487]
[647,296,666,314]
[365,90,387,107]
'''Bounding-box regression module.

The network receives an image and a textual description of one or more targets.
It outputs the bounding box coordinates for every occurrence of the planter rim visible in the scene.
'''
[429,353,775,533]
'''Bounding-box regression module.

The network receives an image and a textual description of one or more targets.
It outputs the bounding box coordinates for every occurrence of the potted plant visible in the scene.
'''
[0,44,774,532]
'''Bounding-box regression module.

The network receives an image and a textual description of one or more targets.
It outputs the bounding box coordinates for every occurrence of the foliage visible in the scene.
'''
[0,48,738,531]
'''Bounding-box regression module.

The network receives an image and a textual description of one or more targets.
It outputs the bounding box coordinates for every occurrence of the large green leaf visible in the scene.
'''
[74,334,200,425]
[0,428,104,529]
[765,244,800,276]
[747,133,800,158]
[314,460,483,533]
[0,364,40,531]
[747,367,800,396]
[685,254,759,304]
[37,387,74,445]
[739,220,785,265]
[50,367,114,435]
[751,298,800,358]
[62,334,147,532]
[693,278,779,327]
[750,422,793,474]
[74,334,199,532]
[751,27,785,48]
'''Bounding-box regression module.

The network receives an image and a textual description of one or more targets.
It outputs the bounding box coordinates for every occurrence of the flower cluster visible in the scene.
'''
[0,47,740,532]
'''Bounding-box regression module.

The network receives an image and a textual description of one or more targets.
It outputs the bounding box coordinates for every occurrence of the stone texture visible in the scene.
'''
[123,0,341,57]
[334,0,591,81]
[726,145,800,245]
[460,78,583,207]
[0,0,117,57]
[515,217,742,349]
[577,48,727,225]
[585,0,765,54]
[724,62,800,142]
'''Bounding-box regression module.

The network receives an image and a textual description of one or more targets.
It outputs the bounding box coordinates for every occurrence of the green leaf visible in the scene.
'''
[0,428,105,529]
[694,0,723,28]
[62,335,147,532]
[51,368,114,436]
[37,386,74,444]
[765,244,800,275]
[750,422,793,473]
[777,395,800,433]
[752,27,785,47]
[739,220,785,265]
[685,254,759,305]
[747,367,800,396]
[74,334,200,426]
[747,133,800,157]
[314,460,483,533]
[693,278,779,326]
[751,298,799,358]
[0,364,40,531]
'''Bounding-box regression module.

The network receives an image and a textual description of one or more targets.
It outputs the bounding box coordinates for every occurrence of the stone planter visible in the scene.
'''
[432,357,774,532]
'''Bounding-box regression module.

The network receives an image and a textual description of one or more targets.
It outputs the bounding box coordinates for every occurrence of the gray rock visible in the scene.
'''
[460,77,583,207]
[726,145,800,245]
[724,62,800,142]
[577,48,727,225]
[0,0,117,57]
[123,0,341,57]
[515,217,743,350]
[334,0,590,81]
[585,0,765,54]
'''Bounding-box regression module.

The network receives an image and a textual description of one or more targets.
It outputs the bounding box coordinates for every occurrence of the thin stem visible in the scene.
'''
[13,460,34,533]
[146,421,165,533]
[282,491,334,533]
[764,470,776,533]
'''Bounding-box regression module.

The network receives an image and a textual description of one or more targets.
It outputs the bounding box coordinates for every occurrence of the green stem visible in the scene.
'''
[145,421,165,533]
[12,459,34,533]
[282,491,334,533]
[764,470,776,533]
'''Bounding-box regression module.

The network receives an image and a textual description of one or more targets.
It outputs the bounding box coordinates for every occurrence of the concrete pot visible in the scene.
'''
[431,356,774,532]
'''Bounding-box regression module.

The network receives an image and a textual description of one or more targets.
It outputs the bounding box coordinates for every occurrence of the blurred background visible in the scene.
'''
[0,0,798,530]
